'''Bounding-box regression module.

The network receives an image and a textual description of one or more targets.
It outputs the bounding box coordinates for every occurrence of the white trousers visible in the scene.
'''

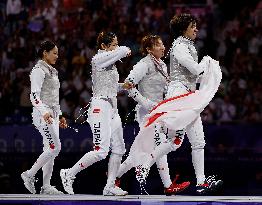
[68,98,126,188]
[118,105,175,188]
[166,82,206,184]
[27,107,61,186]
[89,98,126,156]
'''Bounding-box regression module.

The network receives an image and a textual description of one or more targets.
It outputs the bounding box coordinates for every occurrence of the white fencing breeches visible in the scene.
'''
[186,115,206,184]
[27,108,61,186]
[167,83,206,184]
[118,106,173,188]
[68,98,125,188]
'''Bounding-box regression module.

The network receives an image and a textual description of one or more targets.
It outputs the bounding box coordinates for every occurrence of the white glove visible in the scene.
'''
[128,88,157,110]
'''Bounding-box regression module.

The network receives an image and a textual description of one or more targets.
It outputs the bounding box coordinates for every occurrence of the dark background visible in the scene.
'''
[0,0,261,195]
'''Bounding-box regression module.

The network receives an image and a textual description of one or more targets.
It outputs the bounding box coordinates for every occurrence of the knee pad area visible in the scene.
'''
[95,149,109,160]
[111,144,126,156]
[45,143,61,157]
[168,129,185,151]
[170,139,183,151]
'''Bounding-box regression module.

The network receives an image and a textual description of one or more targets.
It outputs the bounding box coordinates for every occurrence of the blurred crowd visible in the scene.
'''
[0,0,262,125]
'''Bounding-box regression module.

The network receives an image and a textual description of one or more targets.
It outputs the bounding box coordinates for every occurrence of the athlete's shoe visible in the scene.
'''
[135,164,150,184]
[196,175,223,194]
[21,171,36,194]
[103,185,128,196]
[60,169,75,194]
[40,185,64,194]
[164,175,191,196]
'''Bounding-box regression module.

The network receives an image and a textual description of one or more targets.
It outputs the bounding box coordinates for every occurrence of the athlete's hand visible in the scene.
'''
[43,112,53,124]
[126,48,132,57]
[122,81,135,90]
[59,117,67,128]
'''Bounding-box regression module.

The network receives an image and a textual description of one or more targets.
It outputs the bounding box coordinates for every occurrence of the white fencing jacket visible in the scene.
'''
[30,60,61,116]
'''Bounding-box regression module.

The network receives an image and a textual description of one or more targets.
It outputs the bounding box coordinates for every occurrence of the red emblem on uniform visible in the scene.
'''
[50,144,55,149]
[94,145,100,151]
[174,137,181,145]
[93,108,100,113]
[35,100,39,104]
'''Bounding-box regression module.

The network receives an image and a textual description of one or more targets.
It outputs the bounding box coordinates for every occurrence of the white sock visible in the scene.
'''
[42,157,54,186]
[192,149,205,185]
[68,151,103,177]
[28,121,60,177]
[106,153,122,188]
[27,151,53,177]
[117,156,134,178]
[156,155,172,188]
[153,125,172,188]
[186,116,206,185]
[148,142,173,167]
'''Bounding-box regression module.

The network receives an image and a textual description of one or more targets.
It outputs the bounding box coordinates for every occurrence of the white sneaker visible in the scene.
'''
[21,171,36,194]
[60,169,75,194]
[103,185,128,196]
[40,185,64,194]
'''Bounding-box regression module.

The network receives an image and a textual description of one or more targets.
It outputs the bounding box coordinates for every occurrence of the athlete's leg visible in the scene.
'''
[186,116,206,185]
[67,99,113,177]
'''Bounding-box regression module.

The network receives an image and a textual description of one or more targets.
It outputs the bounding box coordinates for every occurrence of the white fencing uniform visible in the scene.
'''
[27,60,61,186]
[128,56,222,185]
[67,46,130,190]
[117,54,177,188]
[130,36,212,185]
[168,36,208,185]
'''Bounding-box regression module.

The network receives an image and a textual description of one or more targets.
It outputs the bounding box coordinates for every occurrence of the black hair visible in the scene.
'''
[170,13,198,39]
[37,41,56,58]
[96,32,117,50]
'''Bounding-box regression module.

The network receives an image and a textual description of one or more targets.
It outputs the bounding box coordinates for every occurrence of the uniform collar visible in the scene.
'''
[147,54,165,65]
[38,60,57,75]
[178,36,194,45]
[97,49,106,53]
